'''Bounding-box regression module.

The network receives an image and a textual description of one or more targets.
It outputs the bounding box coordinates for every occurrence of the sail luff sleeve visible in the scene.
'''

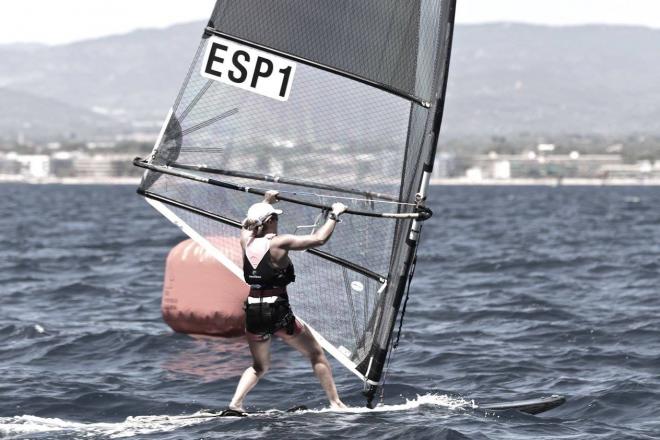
[426,0,458,171]
[355,0,458,391]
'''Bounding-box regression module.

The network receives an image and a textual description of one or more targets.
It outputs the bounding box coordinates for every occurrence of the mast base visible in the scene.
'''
[363,384,379,409]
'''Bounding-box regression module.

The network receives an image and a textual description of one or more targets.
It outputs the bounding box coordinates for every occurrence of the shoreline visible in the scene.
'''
[2,176,660,186]
[0,176,142,185]
[430,177,660,186]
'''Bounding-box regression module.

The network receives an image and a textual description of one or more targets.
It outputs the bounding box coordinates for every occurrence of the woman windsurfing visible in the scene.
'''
[225,190,348,415]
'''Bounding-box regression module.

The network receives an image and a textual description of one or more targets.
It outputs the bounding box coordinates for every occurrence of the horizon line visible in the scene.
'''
[1,19,658,48]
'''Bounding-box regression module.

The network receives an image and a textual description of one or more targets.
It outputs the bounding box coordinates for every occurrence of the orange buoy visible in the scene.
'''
[162,238,248,337]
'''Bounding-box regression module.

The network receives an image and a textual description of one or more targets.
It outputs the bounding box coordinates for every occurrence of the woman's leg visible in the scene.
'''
[229,336,271,412]
[280,324,346,409]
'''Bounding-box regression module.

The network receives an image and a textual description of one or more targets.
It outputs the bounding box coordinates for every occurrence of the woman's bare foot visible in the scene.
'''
[330,400,347,409]
[228,403,245,413]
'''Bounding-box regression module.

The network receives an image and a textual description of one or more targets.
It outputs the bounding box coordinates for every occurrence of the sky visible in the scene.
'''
[0,0,659,46]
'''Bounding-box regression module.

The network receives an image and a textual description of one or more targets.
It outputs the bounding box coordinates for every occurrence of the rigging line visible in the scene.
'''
[137,188,387,283]
[293,210,325,236]
[205,28,431,108]
[134,158,432,221]
[168,162,402,202]
[179,108,239,137]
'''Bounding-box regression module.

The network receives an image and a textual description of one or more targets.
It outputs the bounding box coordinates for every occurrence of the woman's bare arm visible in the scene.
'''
[274,203,347,251]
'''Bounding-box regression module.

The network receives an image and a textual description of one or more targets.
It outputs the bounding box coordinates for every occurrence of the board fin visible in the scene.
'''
[478,395,566,415]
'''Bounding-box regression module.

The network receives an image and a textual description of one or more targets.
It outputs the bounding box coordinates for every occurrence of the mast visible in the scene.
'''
[360,0,458,407]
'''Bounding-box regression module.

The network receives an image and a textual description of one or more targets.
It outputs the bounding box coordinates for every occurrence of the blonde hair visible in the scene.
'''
[242,218,264,237]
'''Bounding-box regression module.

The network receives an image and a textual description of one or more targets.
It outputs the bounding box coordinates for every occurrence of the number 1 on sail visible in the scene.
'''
[201,35,296,101]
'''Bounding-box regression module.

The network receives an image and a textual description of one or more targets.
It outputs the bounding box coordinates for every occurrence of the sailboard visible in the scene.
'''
[181,405,308,419]
[478,395,566,415]
[134,0,457,407]
[172,395,565,420]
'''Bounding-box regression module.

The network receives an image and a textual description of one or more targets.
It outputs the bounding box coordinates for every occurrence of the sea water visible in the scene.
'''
[1,184,658,439]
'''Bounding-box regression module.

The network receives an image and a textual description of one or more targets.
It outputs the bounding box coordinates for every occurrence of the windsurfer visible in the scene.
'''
[228,190,348,413]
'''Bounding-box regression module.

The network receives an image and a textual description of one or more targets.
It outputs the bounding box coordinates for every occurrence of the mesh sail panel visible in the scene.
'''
[138,0,457,391]
[160,203,382,363]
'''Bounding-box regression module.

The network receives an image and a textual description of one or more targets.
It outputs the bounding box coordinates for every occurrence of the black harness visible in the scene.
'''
[244,290,297,337]
[242,242,296,337]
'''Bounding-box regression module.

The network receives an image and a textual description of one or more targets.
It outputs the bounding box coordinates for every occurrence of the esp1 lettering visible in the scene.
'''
[202,38,295,101]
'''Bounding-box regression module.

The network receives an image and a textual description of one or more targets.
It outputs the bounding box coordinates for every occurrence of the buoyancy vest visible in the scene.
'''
[242,234,296,336]
[242,234,295,288]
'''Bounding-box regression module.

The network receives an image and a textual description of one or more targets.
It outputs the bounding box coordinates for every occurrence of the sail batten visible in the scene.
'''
[136,0,456,406]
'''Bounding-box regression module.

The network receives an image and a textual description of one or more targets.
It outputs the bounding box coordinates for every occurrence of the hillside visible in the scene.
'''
[1,22,659,142]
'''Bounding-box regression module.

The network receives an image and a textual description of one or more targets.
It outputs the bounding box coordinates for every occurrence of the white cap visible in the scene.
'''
[245,202,283,225]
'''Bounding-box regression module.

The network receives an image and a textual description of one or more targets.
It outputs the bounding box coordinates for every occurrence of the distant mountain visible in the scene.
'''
[1,22,659,141]
[442,24,660,138]
[0,88,125,140]
[0,22,204,126]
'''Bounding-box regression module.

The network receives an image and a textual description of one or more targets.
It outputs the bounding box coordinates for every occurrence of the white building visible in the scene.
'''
[465,167,483,181]
[6,154,51,179]
[492,160,511,179]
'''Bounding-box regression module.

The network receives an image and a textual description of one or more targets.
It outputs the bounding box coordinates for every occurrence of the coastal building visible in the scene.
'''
[0,152,140,180]
[51,152,75,177]
[492,160,511,179]
[599,161,660,179]
[72,154,138,178]
[433,152,457,178]
[0,154,21,176]
[0,153,51,179]
[466,152,625,179]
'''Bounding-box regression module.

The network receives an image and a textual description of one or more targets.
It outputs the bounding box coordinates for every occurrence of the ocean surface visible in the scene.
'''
[1,184,659,440]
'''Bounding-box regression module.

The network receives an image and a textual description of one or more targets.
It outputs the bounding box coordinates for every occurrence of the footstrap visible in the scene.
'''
[219,408,248,417]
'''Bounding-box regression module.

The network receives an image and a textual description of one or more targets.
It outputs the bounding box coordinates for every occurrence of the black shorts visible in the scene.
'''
[244,295,297,338]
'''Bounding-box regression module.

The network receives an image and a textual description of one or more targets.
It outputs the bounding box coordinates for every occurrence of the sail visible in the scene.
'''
[135,0,457,406]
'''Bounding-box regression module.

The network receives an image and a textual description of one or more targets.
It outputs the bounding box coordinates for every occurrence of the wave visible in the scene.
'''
[0,324,47,339]
[0,394,473,439]
[0,413,201,439]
